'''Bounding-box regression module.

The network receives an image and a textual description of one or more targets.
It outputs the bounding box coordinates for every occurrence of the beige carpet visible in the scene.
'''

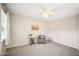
[5,41,79,56]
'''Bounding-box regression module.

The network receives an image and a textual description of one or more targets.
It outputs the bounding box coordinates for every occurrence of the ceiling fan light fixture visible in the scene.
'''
[41,12,49,18]
[40,8,53,18]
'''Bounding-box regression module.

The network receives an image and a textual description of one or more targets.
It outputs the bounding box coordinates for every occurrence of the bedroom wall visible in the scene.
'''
[0,4,1,55]
[48,16,78,49]
[0,16,1,56]
[10,13,48,47]
[77,16,79,48]
[9,13,79,49]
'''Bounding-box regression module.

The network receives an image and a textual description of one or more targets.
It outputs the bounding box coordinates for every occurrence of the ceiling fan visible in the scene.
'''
[40,7,53,18]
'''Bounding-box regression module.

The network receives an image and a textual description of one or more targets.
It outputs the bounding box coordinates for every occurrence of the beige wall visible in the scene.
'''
[10,14,48,47]
[0,3,1,55]
[0,16,1,56]
[48,16,78,49]
[0,9,1,56]
[78,16,79,48]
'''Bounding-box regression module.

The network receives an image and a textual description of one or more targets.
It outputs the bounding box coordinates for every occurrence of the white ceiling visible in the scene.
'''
[6,3,79,21]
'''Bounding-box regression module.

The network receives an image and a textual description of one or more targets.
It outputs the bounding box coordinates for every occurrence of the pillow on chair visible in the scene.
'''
[37,35,46,44]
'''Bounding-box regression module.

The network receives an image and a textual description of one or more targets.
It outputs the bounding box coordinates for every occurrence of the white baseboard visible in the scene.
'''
[7,43,29,48]
[53,40,79,50]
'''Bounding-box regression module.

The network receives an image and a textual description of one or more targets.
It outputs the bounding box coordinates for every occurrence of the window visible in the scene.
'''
[1,9,8,42]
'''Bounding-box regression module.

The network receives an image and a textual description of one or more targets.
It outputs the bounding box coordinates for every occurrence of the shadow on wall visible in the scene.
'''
[45,36,54,44]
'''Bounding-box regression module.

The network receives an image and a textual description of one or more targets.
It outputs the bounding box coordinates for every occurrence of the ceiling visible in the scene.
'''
[6,3,79,21]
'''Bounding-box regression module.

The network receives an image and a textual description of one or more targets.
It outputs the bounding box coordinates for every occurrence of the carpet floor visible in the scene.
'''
[5,41,79,56]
